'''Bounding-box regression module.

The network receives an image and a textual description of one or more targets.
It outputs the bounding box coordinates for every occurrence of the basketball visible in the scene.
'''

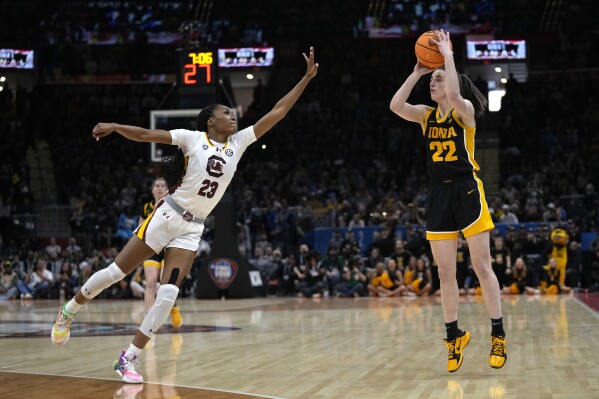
[415,31,452,68]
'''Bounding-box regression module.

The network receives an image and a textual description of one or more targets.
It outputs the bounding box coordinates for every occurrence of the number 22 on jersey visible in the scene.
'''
[430,141,458,162]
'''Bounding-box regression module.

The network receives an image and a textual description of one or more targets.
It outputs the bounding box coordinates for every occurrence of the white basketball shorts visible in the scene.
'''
[134,199,204,253]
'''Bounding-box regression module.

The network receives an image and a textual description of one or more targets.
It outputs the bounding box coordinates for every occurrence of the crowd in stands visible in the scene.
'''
[3,221,598,301]
[0,1,595,82]
[0,233,199,300]
[363,0,499,38]
[0,0,368,83]
[497,69,599,232]
[1,0,599,301]
[0,83,34,227]
[253,223,599,298]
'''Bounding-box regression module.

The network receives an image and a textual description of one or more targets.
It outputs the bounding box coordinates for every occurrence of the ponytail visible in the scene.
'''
[162,150,186,192]
[458,74,488,117]
[163,104,219,191]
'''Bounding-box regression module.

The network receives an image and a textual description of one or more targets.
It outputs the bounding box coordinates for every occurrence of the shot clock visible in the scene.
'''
[177,50,217,90]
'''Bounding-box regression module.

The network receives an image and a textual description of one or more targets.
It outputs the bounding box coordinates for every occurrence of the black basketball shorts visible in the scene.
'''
[426,173,494,240]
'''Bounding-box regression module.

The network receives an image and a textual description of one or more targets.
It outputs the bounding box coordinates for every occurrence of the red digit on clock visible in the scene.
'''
[198,64,211,83]
[184,64,196,84]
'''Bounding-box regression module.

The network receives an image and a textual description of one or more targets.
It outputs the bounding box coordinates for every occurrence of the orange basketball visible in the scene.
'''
[415,31,452,68]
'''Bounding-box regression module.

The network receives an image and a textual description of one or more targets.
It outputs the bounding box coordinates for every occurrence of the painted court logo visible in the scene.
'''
[208,258,238,289]
[0,321,240,339]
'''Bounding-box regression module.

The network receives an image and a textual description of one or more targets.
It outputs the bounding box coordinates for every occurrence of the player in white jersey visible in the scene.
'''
[51,47,319,384]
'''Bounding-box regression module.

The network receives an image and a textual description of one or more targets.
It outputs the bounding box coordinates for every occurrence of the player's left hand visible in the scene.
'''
[431,29,453,58]
[303,47,319,79]
[414,61,435,76]
[92,122,116,141]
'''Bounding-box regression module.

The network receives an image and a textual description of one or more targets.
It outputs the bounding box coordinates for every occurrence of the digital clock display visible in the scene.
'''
[178,51,217,87]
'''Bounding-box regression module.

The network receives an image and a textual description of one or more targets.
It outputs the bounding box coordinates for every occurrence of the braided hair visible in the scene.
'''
[162,104,220,191]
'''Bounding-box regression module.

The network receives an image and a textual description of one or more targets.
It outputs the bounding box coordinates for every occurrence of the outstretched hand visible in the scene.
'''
[92,122,116,141]
[303,47,319,79]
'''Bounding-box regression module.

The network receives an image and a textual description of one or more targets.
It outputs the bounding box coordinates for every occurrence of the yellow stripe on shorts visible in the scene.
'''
[143,260,161,268]
[136,212,155,241]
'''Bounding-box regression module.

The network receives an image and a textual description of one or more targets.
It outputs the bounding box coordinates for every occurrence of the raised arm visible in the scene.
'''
[92,123,173,144]
[253,47,319,139]
[433,30,475,125]
[390,62,434,125]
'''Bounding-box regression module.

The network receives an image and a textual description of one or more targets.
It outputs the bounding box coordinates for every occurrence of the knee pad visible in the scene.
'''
[81,263,126,299]
[139,284,179,337]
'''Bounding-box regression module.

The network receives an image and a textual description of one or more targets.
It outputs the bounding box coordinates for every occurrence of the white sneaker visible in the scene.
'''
[113,350,144,383]
[51,304,75,345]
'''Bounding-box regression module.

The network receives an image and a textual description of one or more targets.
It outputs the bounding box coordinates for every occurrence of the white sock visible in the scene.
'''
[124,343,143,359]
[64,299,83,315]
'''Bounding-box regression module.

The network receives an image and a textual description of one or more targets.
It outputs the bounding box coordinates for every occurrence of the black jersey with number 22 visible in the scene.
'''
[423,108,479,181]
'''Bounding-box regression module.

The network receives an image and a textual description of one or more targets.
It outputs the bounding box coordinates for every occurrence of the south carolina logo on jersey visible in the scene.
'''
[208,258,238,289]
[206,155,226,177]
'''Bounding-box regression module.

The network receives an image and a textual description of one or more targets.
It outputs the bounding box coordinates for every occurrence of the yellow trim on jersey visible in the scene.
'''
[204,132,229,150]
[426,231,459,240]
[435,108,452,123]
[453,113,480,171]
[204,132,213,146]
[422,108,435,135]
[451,111,474,129]
[143,260,161,268]
[461,174,494,238]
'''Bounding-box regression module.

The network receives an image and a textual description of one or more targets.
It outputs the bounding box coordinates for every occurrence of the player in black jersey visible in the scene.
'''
[390,30,506,372]
[139,177,183,329]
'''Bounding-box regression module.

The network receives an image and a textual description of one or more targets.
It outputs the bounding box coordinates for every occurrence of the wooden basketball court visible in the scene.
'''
[2,294,599,398]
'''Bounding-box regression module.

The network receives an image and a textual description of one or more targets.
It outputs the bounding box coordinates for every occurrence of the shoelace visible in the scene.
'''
[57,311,75,329]
[121,356,141,373]
[491,337,505,356]
[445,340,456,359]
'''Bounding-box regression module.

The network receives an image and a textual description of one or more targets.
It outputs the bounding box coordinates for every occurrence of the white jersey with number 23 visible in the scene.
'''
[169,126,256,218]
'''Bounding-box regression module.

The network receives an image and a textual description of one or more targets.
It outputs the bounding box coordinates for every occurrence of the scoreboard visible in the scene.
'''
[466,40,527,61]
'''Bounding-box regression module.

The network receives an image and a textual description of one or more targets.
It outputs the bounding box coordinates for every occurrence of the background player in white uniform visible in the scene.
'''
[52,47,319,384]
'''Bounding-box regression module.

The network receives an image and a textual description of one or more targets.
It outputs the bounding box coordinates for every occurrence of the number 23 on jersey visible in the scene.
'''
[198,179,218,198]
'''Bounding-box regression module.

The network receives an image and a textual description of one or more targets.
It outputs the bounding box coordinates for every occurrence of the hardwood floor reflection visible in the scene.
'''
[0,372,274,399]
